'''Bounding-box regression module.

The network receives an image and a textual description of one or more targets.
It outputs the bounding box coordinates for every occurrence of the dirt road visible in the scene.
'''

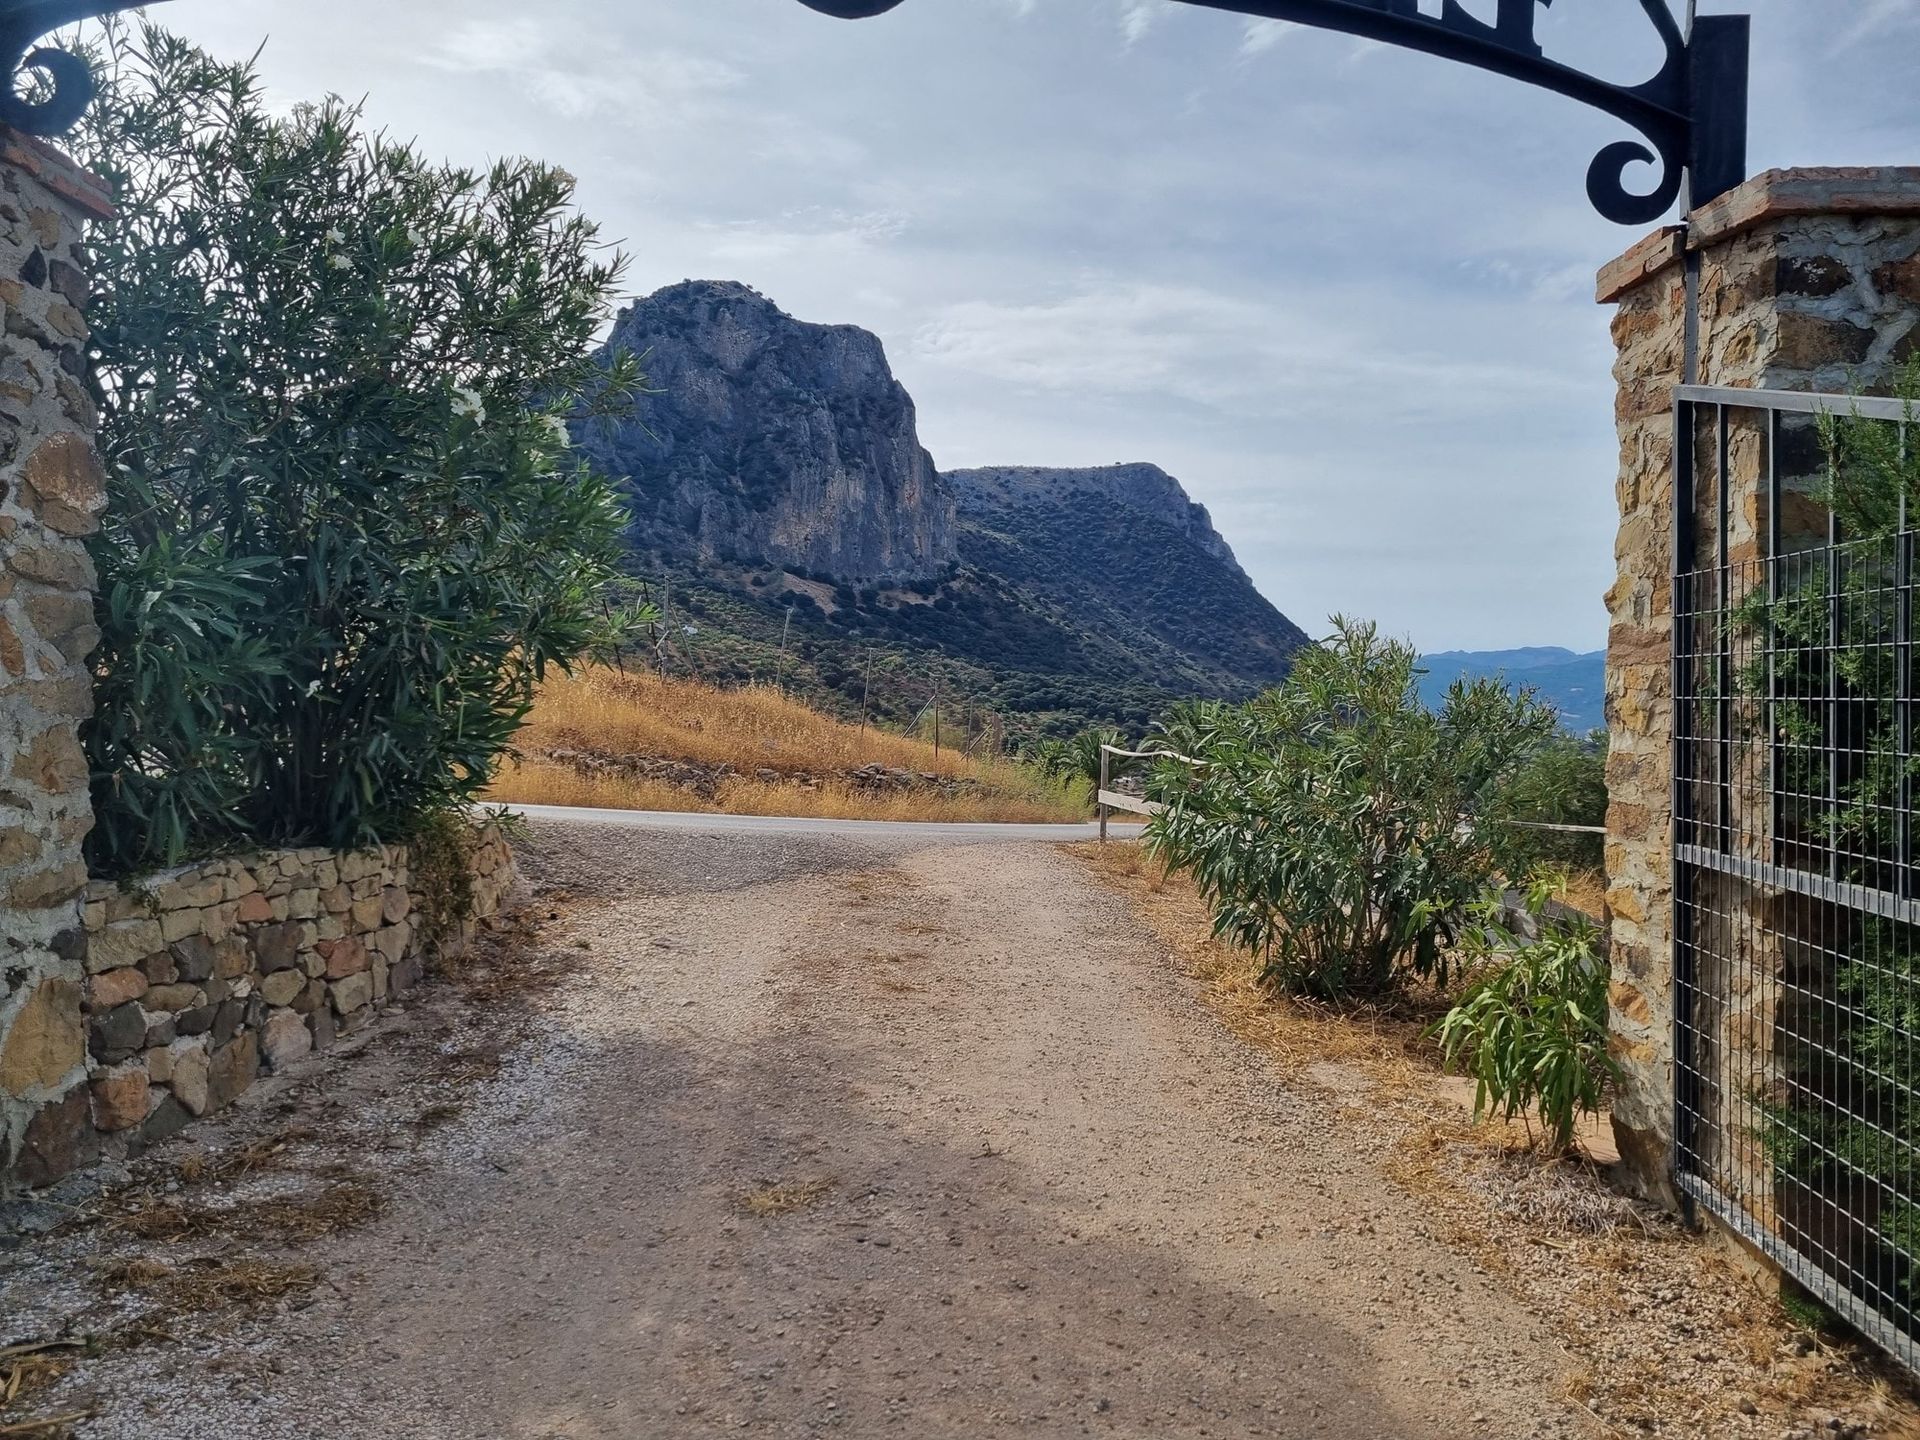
[18,818,1592,1438]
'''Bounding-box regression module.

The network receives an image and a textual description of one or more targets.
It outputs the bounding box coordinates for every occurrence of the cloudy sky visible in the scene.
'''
[155,0,1918,651]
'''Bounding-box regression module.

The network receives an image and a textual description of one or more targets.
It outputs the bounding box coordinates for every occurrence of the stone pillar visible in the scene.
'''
[0,132,113,1195]
[1597,167,1920,1204]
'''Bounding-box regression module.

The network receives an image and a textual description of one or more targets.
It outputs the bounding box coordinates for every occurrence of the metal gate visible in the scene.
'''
[1671,383,1918,1368]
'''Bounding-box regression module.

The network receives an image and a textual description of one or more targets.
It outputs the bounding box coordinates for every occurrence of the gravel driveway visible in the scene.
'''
[11,816,1592,1438]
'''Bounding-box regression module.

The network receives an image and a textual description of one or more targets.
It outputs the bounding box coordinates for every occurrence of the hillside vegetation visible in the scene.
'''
[486,667,1088,823]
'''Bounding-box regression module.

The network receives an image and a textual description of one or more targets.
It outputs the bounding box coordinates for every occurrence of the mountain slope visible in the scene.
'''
[1417,647,1606,733]
[578,281,1307,739]
[950,464,1304,694]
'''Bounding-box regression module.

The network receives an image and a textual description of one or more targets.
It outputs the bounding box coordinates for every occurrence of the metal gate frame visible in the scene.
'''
[1671,382,1918,1369]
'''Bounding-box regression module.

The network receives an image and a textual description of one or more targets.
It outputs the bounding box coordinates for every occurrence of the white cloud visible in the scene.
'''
[1118,1,1160,47]
[911,278,1588,422]
[1239,20,1291,59]
[424,17,743,127]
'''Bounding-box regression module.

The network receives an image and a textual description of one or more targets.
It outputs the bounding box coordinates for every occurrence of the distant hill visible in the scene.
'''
[1418,647,1606,733]
[575,281,1307,740]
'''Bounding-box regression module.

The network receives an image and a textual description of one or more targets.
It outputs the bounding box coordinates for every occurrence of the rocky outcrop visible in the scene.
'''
[948,463,1248,578]
[578,280,954,582]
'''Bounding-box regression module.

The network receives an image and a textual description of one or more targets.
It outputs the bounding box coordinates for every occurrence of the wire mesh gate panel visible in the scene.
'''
[1672,384,1919,1368]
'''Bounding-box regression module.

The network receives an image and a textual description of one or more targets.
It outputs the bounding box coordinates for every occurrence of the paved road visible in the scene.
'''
[509,801,1146,843]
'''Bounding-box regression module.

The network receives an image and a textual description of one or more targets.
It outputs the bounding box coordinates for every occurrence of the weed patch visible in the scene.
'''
[739,1179,835,1217]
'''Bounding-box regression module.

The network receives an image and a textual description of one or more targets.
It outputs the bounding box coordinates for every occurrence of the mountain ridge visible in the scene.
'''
[576,280,1307,738]
[1417,647,1606,733]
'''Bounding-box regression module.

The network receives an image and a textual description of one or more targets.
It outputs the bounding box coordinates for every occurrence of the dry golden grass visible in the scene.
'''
[487,667,1086,823]
[509,666,986,778]
[0,1343,83,1413]
[738,1178,835,1217]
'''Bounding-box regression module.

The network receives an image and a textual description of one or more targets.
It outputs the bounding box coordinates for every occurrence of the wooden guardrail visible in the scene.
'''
[1095,744,1201,841]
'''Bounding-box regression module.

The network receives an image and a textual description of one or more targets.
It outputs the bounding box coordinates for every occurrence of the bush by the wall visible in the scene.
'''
[1487,729,1608,873]
[1434,883,1617,1153]
[75,23,650,873]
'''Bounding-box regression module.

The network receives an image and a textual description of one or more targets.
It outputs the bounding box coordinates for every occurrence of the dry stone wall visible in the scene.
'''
[43,829,515,1183]
[1597,167,1920,1203]
[0,133,115,1197]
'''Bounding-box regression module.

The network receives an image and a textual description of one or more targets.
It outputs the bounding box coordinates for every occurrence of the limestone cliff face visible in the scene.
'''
[578,281,954,581]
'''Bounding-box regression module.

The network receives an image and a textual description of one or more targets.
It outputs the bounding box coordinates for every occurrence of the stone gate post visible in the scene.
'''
[0,131,114,1194]
[1598,167,1920,1205]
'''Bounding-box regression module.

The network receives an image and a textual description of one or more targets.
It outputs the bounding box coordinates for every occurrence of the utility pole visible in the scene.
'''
[931,676,941,761]
[776,606,793,693]
[859,647,876,735]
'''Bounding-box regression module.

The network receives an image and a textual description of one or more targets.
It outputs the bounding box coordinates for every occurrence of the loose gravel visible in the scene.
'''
[5,817,1597,1438]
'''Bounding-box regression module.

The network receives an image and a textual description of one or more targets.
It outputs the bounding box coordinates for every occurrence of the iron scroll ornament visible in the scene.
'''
[0,0,162,135]
[793,0,1750,226]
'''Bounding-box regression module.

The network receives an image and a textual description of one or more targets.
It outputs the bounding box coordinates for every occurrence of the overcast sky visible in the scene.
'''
[154,0,1918,651]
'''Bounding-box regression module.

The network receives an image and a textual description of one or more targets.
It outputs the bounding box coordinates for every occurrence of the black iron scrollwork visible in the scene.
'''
[0,1,159,135]
[795,0,1750,225]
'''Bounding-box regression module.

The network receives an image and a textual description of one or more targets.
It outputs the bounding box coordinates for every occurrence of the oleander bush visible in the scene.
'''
[1144,616,1559,999]
[1434,879,1616,1153]
[74,23,649,872]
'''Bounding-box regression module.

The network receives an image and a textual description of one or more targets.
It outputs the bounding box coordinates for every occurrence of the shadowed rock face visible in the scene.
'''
[578,280,954,582]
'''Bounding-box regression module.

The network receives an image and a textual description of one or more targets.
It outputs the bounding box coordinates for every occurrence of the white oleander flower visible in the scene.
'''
[324,226,346,246]
[406,226,426,249]
[327,254,352,271]
[545,414,571,446]
[451,387,485,422]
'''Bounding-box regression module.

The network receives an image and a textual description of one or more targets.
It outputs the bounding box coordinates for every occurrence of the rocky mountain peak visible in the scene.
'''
[582,280,954,582]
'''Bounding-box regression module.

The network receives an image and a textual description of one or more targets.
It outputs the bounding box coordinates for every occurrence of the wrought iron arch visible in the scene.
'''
[0,1,161,135]
[794,0,1750,225]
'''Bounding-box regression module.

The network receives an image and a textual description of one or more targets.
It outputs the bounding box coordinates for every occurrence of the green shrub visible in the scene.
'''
[75,24,650,873]
[1433,882,1616,1152]
[1487,729,1608,873]
[1146,616,1558,998]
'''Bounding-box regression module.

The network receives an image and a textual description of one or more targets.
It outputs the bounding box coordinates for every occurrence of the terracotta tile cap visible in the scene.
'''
[0,125,114,223]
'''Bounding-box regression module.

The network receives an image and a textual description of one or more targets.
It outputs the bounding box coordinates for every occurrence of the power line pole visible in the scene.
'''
[776,606,793,693]
[859,647,876,735]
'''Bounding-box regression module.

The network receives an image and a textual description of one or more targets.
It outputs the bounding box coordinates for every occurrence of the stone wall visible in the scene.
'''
[0,133,116,1198]
[9,827,515,1187]
[1596,168,1920,1202]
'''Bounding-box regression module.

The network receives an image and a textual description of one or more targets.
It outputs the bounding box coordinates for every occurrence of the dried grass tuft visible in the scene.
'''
[98,1256,319,1313]
[739,1178,835,1217]
[109,1181,381,1246]
[0,1413,92,1438]
[175,1125,316,1188]
[0,1341,83,1410]
[1465,1152,1652,1237]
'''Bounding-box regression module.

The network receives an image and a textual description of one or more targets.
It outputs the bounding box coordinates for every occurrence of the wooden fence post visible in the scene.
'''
[1098,746,1109,843]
